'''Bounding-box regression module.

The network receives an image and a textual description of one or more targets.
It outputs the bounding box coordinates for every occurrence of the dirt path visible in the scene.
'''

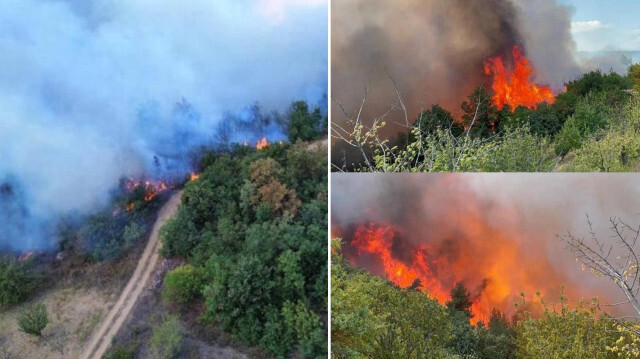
[81,190,183,359]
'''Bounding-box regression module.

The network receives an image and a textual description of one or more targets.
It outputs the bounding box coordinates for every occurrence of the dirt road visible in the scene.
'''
[81,190,183,359]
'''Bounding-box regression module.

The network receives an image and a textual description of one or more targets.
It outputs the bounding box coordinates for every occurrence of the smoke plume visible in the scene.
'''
[0,0,327,250]
[332,173,640,320]
[332,0,628,136]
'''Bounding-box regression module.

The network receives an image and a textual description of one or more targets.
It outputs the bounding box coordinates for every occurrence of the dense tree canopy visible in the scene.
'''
[161,141,327,358]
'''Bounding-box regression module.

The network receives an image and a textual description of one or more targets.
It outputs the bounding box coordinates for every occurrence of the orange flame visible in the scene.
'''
[345,221,570,324]
[190,172,200,182]
[484,46,555,109]
[125,179,170,202]
[256,137,269,150]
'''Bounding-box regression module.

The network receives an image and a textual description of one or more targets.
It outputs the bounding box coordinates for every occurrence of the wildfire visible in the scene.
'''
[190,172,200,181]
[484,46,555,109]
[256,137,269,150]
[124,178,171,202]
[343,221,571,323]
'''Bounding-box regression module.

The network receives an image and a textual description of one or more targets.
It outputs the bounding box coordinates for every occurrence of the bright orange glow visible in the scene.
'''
[347,221,567,324]
[256,137,269,150]
[484,46,555,109]
[190,173,200,182]
[125,178,170,202]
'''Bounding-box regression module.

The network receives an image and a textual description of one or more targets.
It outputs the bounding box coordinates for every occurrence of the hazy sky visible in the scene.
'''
[560,0,640,51]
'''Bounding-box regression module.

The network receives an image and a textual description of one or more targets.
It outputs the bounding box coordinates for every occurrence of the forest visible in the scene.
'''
[332,64,640,172]
[331,238,640,359]
[0,99,327,358]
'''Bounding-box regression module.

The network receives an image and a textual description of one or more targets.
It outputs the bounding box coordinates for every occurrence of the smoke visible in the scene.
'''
[332,173,640,319]
[0,0,327,250]
[331,0,629,137]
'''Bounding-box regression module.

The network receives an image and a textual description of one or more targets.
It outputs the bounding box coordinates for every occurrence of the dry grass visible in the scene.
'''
[0,287,114,359]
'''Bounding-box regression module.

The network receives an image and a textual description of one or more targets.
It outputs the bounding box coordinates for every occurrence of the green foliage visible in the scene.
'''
[163,264,205,305]
[0,256,37,308]
[631,64,640,93]
[447,282,474,319]
[286,100,323,142]
[414,105,463,138]
[515,294,618,359]
[461,86,500,138]
[159,208,198,258]
[103,345,135,359]
[160,143,327,357]
[333,68,640,172]
[282,300,326,359]
[332,239,452,358]
[17,302,49,337]
[149,315,183,359]
[122,222,145,248]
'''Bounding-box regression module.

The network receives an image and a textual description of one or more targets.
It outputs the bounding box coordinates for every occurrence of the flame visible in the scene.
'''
[190,172,200,181]
[124,178,170,202]
[256,137,269,150]
[484,46,555,109]
[342,220,571,324]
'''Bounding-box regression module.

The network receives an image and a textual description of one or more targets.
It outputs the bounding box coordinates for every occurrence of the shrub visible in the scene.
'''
[0,257,37,308]
[17,302,49,337]
[149,315,183,359]
[163,265,204,305]
[103,345,135,359]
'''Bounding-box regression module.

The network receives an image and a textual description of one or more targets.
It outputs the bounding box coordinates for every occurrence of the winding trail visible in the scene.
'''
[81,190,183,359]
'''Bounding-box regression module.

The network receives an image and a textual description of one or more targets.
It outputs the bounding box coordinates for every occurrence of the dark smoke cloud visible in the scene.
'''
[332,0,523,131]
[331,0,627,137]
[332,173,640,315]
[0,0,327,250]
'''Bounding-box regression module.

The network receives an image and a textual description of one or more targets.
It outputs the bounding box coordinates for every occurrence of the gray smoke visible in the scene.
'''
[332,0,628,136]
[0,0,327,250]
[332,173,640,316]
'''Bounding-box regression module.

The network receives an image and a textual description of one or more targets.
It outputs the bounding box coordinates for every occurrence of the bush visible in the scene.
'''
[0,257,37,308]
[17,302,49,337]
[163,265,204,305]
[149,315,183,359]
[103,345,135,359]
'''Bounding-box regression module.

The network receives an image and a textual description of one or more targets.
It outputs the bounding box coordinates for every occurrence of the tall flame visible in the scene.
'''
[484,46,555,109]
[343,221,570,324]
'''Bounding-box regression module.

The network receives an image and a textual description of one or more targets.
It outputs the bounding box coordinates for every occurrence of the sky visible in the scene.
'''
[559,0,640,51]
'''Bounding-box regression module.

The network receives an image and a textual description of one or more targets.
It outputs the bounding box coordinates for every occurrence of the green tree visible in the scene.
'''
[413,105,463,138]
[461,86,500,138]
[17,302,49,337]
[447,282,474,319]
[0,257,37,308]
[286,101,323,142]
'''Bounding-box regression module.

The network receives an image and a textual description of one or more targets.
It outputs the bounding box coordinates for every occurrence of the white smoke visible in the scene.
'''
[0,0,327,249]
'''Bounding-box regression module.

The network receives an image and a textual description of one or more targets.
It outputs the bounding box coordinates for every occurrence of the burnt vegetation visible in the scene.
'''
[332,65,640,172]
